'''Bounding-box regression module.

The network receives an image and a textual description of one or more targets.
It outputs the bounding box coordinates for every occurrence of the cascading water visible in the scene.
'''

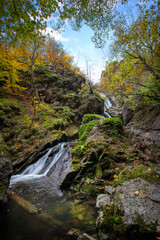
[10,142,71,187]
[1,143,97,240]
[104,99,112,117]
[99,92,112,117]
[9,142,72,201]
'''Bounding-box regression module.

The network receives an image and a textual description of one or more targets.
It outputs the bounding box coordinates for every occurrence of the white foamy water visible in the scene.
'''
[10,142,71,186]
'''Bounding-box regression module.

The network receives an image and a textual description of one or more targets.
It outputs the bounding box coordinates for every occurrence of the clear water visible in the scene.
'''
[0,142,98,240]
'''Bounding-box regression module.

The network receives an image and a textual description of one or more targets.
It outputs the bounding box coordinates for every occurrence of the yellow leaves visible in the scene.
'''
[0,43,28,95]
[125,84,133,94]
[135,191,139,195]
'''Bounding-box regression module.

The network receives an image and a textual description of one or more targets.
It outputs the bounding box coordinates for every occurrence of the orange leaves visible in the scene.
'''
[44,38,74,72]
[125,84,133,94]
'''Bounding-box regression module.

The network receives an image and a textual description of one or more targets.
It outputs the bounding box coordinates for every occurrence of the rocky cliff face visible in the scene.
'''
[0,138,12,204]
[104,100,160,160]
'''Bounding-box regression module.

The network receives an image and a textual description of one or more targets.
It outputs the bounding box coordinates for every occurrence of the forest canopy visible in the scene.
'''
[100,0,160,106]
[0,0,128,46]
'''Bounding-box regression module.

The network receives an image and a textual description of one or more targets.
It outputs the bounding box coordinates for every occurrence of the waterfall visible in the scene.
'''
[99,92,112,117]
[104,99,112,118]
[10,142,72,186]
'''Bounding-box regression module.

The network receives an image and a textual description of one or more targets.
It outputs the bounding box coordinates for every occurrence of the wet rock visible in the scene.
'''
[60,167,80,189]
[0,138,12,203]
[77,233,97,240]
[67,228,82,239]
[96,194,111,209]
[107,107,122,119]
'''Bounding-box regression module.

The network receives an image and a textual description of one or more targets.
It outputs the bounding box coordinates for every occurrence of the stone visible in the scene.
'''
[104,185,113,195]
[107,107,122,119]
[115,178,160,228]
[96,194,111,209]
[60,167,79,188]
[77,233,97,240]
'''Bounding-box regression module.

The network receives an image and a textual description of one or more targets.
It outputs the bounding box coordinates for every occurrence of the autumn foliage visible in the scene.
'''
[0,36,81,96]
[100,0,160,106]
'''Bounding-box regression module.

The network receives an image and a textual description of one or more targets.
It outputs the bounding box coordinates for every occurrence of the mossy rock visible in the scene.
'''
[71,140,108,158]
[84,183,101,195]
[113,165,160,187]
[102,118,123,136]
[79,119,100,141]
[98,204,128,239]
[82,114,102,124]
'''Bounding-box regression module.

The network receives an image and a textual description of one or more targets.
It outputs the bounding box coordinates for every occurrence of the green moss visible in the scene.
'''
[0,98,20,112]
[0,134,8,156]
[84,183,101,195]
[134,215,158,233]
[102,118,123,136]
[71,140,108,157]
[53,106,75,121]
[95,163,103,179]
[82,114,102,124]
[42,118,68,130]
[98,204,128,239]
[0,110,5,120]
[113,165,160,187]
[79,119,100,141]
[0,184,7,200]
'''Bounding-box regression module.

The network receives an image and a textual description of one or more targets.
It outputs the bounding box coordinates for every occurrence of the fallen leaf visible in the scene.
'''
[135,191,139,195]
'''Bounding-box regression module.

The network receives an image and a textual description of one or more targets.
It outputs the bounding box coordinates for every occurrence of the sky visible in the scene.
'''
[44,24,110,84]
[44,0,144,84]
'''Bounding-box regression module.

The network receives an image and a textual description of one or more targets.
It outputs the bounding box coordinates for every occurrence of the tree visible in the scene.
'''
[0,41,27,94]
[0,0,128,46]
[44,37,75,72]
[100,0,160,104]
[112,0,160,80]
[20,34,45,98]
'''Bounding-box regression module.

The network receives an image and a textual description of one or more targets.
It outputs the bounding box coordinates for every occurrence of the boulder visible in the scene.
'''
[96,194,111,209]
[96,166,160,239]
[115,178,160,227]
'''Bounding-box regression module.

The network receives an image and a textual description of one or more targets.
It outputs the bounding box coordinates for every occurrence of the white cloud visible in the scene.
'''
[41,27,69,42]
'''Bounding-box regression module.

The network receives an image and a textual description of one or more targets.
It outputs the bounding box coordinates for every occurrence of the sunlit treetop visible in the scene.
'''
[0,0,128,46]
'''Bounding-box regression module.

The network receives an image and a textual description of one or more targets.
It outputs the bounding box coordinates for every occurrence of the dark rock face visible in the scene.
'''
[35,74,85,105]
[0,156,12,203]
[122,104,134,125]
[125,126,160,158]
[0,137,12,203]
[125,110,160,159]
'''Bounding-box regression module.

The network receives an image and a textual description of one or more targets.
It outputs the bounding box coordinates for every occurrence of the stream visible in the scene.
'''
[0,142,97,240]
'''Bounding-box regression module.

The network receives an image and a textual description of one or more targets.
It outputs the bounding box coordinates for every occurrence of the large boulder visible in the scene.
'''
[96,165,160,240]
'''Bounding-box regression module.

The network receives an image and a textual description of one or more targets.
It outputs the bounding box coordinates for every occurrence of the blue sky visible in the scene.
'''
[44,0,147,84]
